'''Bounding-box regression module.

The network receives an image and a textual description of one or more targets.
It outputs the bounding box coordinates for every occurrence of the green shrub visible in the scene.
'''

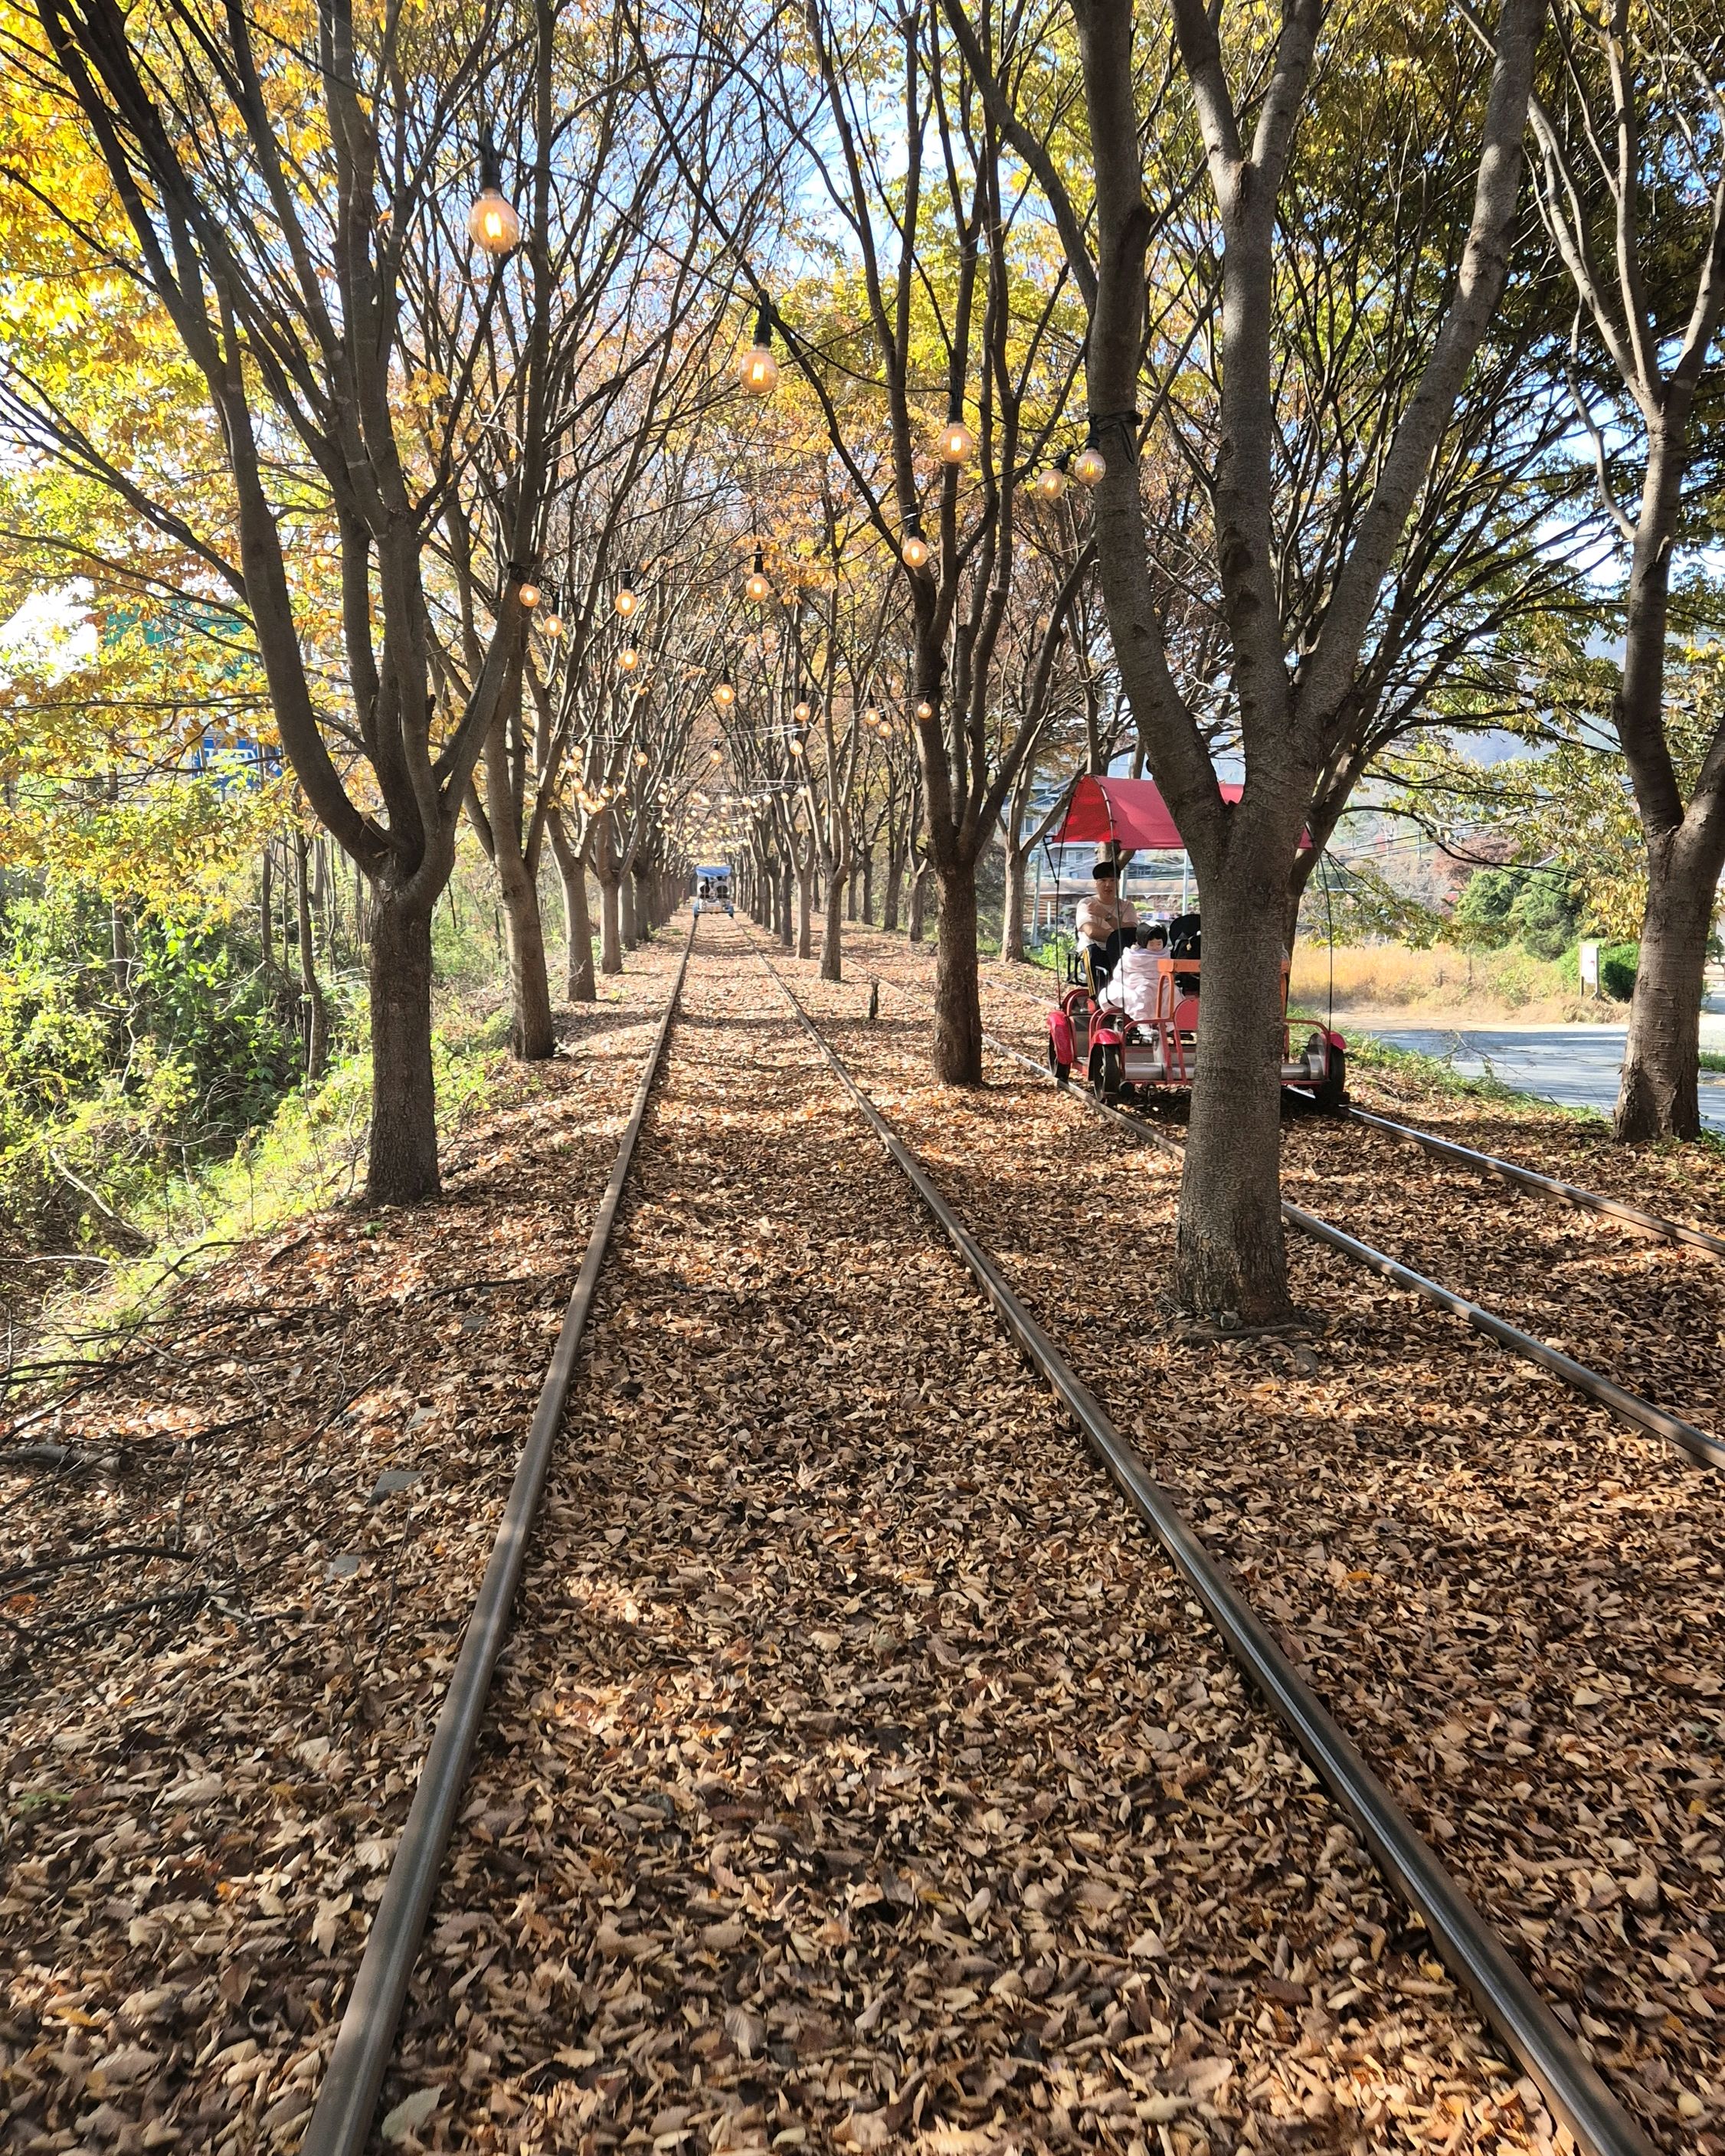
[1599,942,1638,1001]
[1507,872,1581,960]
[1452,867,1581,961]
[1452,868,1517,950]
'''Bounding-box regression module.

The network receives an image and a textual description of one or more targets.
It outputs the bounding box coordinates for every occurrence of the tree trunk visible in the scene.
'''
[907,859,928,942]
[797,864,814,960]
[620,870,639,949]
[1611,429,1725,1141]
[883,847,903,931]
[366,886,440,1204]
[931,862,982,1081]
[599,876,624,974]
[822,864,843,982]
[109,899,129,999]
[295,830,329,1082]
[548,813,595,1002]
[862,850,875,924]
[779,865,794,949]
[1001,843,1028,962]
[846,859,861,922]
[260,843,273,967]
[497,849,555,1059]
[1172,888,1291,1323]
[1615,832,1717,1140]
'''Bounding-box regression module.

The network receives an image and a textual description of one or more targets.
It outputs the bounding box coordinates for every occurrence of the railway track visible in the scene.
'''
[302,922,697,2154]
[858,953,1725,1473]
[751,942,1655,2156]
[746,937,1724,2153]
[89,916,1704,2155]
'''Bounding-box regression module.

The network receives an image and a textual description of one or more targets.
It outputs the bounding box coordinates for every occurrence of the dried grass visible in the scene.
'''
[1287,942,1602,1022]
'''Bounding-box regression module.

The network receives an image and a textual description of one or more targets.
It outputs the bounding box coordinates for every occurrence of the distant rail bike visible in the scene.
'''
[1043,776,1347,1111]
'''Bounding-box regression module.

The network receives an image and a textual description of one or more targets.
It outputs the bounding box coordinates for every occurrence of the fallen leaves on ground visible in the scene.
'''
[818,924,1725,2152]
[381,931,1543,2156]
[0,947,685,2154]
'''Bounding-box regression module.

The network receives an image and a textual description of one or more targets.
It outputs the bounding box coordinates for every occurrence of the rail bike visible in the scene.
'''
[691,863,735,916]
[1043,776,1347,1112]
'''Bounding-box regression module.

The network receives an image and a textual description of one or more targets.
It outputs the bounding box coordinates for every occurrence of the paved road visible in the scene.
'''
[1357,1016,1725,1130]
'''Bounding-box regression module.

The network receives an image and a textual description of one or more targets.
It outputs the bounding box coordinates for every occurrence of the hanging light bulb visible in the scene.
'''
[916,698,935,721]
[1074,443,1108,486]
[863,704,881,729]
[714,676,736,709]
[794,698,812,724]
[901,528,930,571]
[542,587,564,635]
[788,738,804,757]
[1035,455,1069,502]
[635,749,650,767]
[745,548,771,603]
[938,408,975,464]
[617,645,640,673]
[709,748,723,764]
[517,579,541,610]
[614,571,639,619]
[467,128,520,256]
[739,298,779,396]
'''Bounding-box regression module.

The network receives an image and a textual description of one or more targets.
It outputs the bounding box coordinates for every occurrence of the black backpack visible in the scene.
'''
[1167,913,1201,994]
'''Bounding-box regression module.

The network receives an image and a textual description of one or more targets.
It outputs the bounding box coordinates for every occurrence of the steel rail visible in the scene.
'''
[755,947,1657,2156]
[873,973,1725,1473]
[1346,1104,1725,1258]
[302,918,696,2156]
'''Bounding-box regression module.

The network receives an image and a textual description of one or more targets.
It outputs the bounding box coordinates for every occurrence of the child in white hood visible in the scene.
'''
[1099,924,1168,1022]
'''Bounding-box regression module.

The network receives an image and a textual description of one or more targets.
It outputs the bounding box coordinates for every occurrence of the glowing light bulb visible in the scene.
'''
[709,748,723,764]
[469,188,520,256]
[863,705,881,728]
[740,299,779,395]
[794,698,811,724]
[788,738,804,757]
[745,548,771,603]
[1035,463,1067,502]
[901,532,929,571]
[518,581,540,610]
[916,698,935,721]
[614,577,638,618]
[1074,444,1108,486]
[714,679,735,708]
[939,417,975,464]
[740,343,779,394]
[617,645,640,672]
[635,750,650,767]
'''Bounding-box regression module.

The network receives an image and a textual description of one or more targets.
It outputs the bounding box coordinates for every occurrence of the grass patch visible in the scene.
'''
[1288,939,1609,1019]
[15,992,515,1369]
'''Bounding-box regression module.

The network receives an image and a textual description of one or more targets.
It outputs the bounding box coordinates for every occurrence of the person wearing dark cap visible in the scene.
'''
[1075,854,1137,989]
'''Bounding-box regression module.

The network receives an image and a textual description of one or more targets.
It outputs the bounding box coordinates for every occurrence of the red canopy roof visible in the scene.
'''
[1056,774,1239,852]
[1056,774,1309,852]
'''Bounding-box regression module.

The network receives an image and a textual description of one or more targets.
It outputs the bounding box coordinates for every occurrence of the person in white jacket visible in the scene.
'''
[1099,924,1169,1022]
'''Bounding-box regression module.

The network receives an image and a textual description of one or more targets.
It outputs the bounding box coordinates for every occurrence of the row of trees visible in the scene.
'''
[2,0,1721,1322]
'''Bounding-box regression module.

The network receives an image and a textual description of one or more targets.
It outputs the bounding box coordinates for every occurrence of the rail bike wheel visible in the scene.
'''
[1092,1042,1124,1105]
[1311,1044,1347,1114]
[1047,1039,1071,1088]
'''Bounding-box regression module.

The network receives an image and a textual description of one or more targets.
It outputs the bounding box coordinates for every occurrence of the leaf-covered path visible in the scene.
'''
[379,928,1540,2154]
[12,922,1720,2154]
[794,927,1725,2153]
